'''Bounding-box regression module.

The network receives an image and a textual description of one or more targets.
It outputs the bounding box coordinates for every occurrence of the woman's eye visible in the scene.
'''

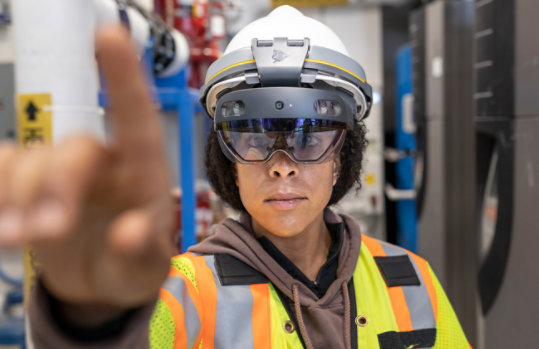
[247,135,270,148]
[297,134,321,148]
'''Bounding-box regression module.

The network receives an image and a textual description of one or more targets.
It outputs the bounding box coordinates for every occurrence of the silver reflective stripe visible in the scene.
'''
[202,47,254,87]
[308,45,367,83]
[162,276,201,348]
[204,255,255,349]
[378,241,436,331]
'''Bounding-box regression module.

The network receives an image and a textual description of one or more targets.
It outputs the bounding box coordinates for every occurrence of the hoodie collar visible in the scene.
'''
[256,221,343,298]
[189,208,362,305]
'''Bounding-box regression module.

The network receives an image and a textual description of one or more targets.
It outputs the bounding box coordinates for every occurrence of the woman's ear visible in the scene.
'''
[333,156,341,186]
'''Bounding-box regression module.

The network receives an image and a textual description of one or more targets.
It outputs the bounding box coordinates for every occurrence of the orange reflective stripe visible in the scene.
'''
[169,268,203,347]
[361,234,386,257]
[184,253,217,349]
[250,283,271,349]
[408,252,438,323]
[160,288,188,348]
[361,234,414,332]
[387,287,414,332]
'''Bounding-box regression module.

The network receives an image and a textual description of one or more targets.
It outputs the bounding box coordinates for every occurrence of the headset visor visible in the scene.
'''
[216,118,347,163]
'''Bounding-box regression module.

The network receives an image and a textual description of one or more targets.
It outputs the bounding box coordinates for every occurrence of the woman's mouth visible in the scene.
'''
[264,194,307,210]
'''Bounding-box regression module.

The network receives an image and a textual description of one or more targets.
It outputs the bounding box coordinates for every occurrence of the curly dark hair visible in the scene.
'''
[205,122,368,212]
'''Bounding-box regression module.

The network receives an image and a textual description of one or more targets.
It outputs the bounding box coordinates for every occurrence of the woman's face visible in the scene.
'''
[236,152,339,238]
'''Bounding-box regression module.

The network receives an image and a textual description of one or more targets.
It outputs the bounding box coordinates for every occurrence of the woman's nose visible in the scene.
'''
[267,151,299,178]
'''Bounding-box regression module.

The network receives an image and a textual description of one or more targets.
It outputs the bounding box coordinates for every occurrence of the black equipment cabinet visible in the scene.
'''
[412,0,477,344]
[475,0,539,347]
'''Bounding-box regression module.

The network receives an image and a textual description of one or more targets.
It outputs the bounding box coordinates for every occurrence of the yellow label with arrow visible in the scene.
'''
[16,93,53,309]
[17,93,53,149]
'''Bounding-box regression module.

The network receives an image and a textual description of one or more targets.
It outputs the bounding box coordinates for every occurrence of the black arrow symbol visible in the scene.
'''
[26,101,39,121]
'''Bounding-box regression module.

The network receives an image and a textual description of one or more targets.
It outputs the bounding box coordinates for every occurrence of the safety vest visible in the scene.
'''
[149,234,470,348]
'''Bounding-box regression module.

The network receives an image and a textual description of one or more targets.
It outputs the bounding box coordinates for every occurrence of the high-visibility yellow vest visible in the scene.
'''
[149,234,470,348]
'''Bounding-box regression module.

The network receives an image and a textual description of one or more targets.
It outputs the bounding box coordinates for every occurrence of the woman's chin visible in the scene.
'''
[251,211,320,240]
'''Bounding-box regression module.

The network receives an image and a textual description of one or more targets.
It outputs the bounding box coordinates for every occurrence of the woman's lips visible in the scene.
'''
[264,194,307,210]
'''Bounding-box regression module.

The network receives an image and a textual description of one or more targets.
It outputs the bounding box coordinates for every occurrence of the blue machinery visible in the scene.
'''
[155,70,201,252]
[394,45,418,252]
[95,0,200,253]
[100,47,202,252]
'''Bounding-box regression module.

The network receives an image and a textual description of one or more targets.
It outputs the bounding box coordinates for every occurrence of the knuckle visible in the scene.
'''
[55,135,107,173]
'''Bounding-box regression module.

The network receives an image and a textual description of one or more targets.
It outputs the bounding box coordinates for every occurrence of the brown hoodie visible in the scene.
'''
[190,208,362,349]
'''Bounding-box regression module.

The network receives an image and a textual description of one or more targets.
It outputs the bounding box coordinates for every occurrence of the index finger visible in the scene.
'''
[96,25,165,163]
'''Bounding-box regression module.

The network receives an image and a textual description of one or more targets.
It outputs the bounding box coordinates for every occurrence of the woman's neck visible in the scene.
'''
[252,215,331,281]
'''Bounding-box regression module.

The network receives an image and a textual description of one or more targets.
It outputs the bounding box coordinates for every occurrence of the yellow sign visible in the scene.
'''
[17,93,53,149]
[272,0,348,7]
[16,93,53,308]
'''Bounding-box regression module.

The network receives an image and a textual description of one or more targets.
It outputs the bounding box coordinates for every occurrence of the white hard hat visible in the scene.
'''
[200,5,372,126]
[224,5,349,56]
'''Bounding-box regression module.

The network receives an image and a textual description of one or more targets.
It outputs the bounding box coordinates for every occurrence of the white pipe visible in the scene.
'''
[13,0,105,143]
[94,0,151,55]
[13,0,189,145]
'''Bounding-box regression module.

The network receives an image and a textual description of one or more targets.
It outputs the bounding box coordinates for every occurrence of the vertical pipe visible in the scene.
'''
[13,0,105,144]
[12,0,105,321]
[178,74,196,252]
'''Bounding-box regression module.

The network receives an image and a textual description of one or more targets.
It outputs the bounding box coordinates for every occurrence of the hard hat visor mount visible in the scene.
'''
[216,118,347,164]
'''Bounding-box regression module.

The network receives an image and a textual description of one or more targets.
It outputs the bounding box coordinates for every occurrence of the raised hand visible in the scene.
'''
[0,26,175,316]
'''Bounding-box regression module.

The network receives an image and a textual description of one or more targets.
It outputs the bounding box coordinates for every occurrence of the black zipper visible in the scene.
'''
[348,278,358,349]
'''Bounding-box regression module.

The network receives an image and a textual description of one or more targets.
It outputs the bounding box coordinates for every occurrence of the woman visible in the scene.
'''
[0,6,469,349]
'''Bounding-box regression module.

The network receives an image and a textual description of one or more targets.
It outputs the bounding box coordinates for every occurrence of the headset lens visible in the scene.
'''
[216,118,347,163]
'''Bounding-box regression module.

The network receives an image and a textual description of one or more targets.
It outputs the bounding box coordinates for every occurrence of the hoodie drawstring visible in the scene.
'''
[342,281,352,349]
[292,282,353,349]
[292,283,314,349]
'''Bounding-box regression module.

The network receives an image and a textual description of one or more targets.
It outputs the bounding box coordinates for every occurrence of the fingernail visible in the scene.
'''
[32,199,67,237]
[0,208,23,243]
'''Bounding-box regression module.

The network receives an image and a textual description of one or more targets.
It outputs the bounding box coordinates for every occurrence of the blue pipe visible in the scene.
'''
[178,84,196,252]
